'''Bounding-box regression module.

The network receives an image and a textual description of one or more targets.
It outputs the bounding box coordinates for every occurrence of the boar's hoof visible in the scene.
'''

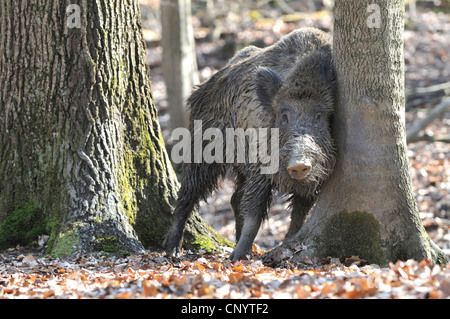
[230,250,249,261]
[164,246,183,258]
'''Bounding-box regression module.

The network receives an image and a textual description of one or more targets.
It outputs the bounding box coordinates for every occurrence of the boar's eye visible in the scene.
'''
[281,112,289,124]
[316,112,322,120]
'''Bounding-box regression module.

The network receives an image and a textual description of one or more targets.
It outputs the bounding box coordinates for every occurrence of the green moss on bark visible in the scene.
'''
[94,236,129,255]
[183,216,235,252]
[117,149,140,227]
[190,234,234,252]
[0,202,54,249]
[320,210,385,264]
[51,227,80,258]
[191,235,217,251]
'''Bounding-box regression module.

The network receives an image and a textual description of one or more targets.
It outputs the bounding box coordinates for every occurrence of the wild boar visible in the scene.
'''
[164,27,336,260]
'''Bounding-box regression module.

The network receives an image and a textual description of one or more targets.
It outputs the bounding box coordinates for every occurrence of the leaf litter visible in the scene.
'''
[0,246,449,299]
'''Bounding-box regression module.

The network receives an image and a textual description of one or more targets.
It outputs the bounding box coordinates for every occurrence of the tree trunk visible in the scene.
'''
[0,0,227,256]
[161,0,199,129]
[266,0,448,265]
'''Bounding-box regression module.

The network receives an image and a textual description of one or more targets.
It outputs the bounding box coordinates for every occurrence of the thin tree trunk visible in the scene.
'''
[161,0,199,129]
[265,0,447,265]
[0,0,227,256]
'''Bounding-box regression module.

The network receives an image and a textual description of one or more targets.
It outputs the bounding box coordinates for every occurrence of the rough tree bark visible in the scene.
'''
[266,0,448,265]
[0,0,228,256]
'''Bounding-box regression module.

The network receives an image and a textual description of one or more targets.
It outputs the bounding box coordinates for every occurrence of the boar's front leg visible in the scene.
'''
[284,194,315,239]
[230,176,272,261]
[164,162,225,255]
[230,173,246,243]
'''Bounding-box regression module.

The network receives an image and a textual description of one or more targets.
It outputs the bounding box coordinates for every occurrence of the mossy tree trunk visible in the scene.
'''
[266,0,448,266]
[0,0,227,256]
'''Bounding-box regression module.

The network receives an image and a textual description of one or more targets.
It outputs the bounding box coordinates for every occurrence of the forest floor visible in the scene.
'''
[0,2,449,300]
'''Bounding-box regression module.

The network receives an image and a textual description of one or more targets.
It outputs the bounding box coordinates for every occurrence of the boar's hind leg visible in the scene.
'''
[230,174,246,243]
[285,195,315,239]
[163,163,225,255]
[230,177,272,261]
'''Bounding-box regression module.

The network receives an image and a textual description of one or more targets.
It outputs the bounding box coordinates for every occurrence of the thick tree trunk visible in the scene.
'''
[0,0,227,256]
[266,0,448,265]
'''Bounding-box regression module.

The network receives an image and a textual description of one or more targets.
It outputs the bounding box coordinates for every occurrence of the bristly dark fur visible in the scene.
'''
[163,27,337,260]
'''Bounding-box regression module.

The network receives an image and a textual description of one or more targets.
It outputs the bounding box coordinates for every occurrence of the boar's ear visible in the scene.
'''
[254,67,283,107]
[319,52,336,84]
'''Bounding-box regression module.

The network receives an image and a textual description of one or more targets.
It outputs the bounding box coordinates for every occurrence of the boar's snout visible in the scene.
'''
[287,160,312,181]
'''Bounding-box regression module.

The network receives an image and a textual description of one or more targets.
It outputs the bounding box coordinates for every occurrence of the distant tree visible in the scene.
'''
[161,0,199,129]
[266,0,448,265]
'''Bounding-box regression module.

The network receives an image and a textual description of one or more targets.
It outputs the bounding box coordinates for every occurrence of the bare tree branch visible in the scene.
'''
[406,81,450,97]
[407,96,450,144]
